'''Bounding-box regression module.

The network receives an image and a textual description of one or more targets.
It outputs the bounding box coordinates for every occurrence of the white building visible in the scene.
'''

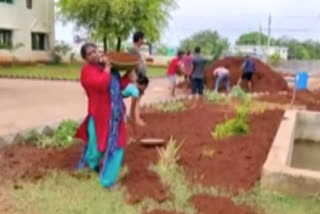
[0,0,55,64]
[233,45,288,60]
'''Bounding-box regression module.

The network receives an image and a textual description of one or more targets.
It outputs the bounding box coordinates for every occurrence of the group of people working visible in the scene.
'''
[75,32,149,188]
[167,51,256,95]
[75,32,257,188]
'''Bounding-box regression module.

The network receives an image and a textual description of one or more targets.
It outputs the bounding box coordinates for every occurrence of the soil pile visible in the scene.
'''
[205,57,288,93]
[191,195,258,214]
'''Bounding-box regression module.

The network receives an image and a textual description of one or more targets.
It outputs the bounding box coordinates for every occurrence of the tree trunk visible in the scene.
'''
[103,36,107,52]
[116,37,122,52]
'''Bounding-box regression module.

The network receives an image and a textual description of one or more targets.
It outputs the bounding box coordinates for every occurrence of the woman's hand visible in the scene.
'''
[102,55,111,71]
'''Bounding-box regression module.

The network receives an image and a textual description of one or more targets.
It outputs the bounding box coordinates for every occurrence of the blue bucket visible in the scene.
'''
[296,71,309,90]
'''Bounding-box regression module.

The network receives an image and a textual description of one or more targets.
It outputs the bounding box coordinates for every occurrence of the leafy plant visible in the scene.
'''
[212,100,250,140]
[154,101,185,113]
[33,120,79,149]
[204,90,228,103]
[157,138,183,168]
[230,86,248,100]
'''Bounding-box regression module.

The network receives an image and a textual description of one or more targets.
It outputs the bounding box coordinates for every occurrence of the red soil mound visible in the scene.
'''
[205,57,288,93]
[191,194,258,214]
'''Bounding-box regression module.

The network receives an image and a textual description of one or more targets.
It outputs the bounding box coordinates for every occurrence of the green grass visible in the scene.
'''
[6,171,141,214]
[4,165,320,214]
[0,64,166,80]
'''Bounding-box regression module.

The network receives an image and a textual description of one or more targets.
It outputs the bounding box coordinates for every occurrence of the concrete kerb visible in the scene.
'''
[261,110,320,196]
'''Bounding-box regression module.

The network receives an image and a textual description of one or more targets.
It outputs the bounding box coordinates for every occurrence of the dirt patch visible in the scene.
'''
[129,101,283,192]
[122,168,169,204]
[191,194,258,214]
[259,89,320,111]
[0,100,284,210]
[205,57,288,93]
[0,143,83,184]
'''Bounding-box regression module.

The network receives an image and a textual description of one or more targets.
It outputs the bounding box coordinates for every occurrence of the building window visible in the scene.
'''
[26,0,32,9]
[0,29,12,49]
[0,0,13,3]
[32,33,48,51]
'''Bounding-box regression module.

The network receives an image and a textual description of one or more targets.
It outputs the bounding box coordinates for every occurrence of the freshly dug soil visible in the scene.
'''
[205,57,288,93]
[191,194,258,214]
[0,100,284,210]
[0,143,83,184]
[122,168,169,204]
[259,89,320,111]
[131,102,283,192]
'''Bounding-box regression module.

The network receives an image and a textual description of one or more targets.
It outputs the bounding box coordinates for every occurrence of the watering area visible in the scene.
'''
[261,110,320,196]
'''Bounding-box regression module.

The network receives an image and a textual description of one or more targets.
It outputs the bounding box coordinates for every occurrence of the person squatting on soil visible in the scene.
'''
[75,43,127,188]
[191,47,207,95]
[213,65,231,93]
[237,55,256,92]
[167,50,185,97]
[127,31,148,127]
[182,50,193,86]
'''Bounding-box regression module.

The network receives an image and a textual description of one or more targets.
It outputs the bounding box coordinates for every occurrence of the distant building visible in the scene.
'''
[233,45,288,60]
[0,0,55,64]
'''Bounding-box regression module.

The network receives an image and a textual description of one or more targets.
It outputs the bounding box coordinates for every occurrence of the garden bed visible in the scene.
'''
[0,99,287,213]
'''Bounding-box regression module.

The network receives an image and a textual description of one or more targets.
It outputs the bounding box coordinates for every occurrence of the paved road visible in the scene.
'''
[0,78,184,137]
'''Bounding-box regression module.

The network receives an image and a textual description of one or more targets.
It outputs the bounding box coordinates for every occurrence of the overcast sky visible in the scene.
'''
[56,0,320,46]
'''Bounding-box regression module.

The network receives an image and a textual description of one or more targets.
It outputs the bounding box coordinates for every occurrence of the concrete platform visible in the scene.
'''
[261,110,320,196]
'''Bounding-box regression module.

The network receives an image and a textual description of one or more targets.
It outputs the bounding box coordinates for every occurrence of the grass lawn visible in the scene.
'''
[0,64,166,80]
[4,165,320,214]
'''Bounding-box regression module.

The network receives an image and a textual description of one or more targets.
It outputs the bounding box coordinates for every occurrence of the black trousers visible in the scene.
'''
[191,78,204,95]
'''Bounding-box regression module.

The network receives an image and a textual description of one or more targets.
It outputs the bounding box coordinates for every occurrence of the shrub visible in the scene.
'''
[157,138,183,168]
[269,53,281,66]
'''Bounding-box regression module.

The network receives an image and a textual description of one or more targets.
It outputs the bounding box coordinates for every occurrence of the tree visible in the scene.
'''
[236,32,269,46]
[58,0,176,51]
[156,43,169,55]
[180,30,229,59]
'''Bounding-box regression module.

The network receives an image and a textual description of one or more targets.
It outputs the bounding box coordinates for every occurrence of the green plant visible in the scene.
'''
[157,138,183,168]
[34,120,79,149]
[204,90,228,103]
[212,100,250,140]
[230,86,248,100]
[154,101,185,113]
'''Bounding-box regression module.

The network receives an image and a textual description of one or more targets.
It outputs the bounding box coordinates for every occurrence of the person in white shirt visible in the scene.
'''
[213,65,230,92]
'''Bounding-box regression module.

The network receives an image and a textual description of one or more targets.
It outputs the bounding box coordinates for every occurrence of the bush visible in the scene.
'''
[50,41,72,65]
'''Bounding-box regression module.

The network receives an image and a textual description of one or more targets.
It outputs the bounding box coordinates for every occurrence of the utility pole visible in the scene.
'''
[267,13,272,48]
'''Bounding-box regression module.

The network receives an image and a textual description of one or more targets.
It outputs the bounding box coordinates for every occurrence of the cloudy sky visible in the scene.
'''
[56,0,320,46]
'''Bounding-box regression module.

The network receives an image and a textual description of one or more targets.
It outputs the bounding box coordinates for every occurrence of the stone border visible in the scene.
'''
[0,74,80,82]
[261,110,320,196]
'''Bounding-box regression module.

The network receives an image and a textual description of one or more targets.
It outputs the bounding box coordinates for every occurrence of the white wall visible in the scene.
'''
[0,0,54,64]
